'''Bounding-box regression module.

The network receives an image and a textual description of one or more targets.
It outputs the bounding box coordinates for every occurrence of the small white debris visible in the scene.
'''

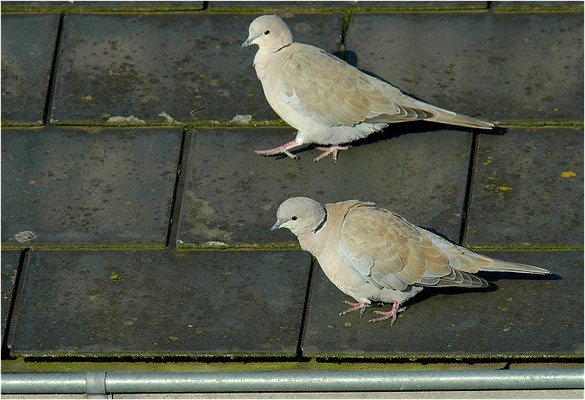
[107,115,145,124]
[14,231,36,243]
[230,114,253,124]
[158,111,175,123]
[205,241,228,247]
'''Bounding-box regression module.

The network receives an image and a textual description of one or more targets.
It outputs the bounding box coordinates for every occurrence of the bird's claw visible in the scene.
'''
[367,304,407,325]
[313,145,351,163]
[339,300,369,317]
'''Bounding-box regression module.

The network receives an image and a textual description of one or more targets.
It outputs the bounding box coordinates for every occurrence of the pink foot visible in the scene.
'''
[255,140,301,160]
[339,300,369,317]
[368,302,406,325]
[313,145,351,163]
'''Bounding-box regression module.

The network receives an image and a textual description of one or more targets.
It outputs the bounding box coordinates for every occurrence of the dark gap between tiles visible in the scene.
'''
[43,13,64,126]
[166,130,192,248]
[1,249,29,360]
[4,249,31,359]
[458,130,479,246]
[296,257,316,361]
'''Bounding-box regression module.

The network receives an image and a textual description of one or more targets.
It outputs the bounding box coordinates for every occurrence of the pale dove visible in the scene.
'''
[242,15,494,162]
[271,197,550,324]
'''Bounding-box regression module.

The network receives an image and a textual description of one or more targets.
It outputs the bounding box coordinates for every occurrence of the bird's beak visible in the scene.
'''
[241,36,254,48]
[270,220,282,232]
[241,33,261,48]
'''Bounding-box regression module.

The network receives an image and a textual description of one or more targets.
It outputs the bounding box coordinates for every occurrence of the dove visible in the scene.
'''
[241,15,494,162]
[271,197,550,324]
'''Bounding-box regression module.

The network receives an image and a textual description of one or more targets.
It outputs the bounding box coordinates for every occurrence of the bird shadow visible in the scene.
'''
[405,270,561,308]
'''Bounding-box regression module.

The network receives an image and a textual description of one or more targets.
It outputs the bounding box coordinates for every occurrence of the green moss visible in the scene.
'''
[498,120,584,128]
[1,6,204,13]
[209,5,487,13]
[50,119,289,129]
[0,357,517,374]
[1,121,44,128]
[178,242,301,251]
[1,243,166,251]
[494,5,584,13]
[467,244,584,252]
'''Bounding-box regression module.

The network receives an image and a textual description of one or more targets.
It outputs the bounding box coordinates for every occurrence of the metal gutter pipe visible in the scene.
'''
[2,369,583,395]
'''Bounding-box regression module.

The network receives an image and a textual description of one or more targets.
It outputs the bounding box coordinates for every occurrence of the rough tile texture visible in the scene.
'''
[1,251,20,341]
[8,250,311,357]
[178,127,472,246]
[1,127,182,247]
[466,128,583,247]
[1,14,60,124]
[51,14,343,124]
[302,251,583,358]
[345,13,584,121]
[1,2,203,10]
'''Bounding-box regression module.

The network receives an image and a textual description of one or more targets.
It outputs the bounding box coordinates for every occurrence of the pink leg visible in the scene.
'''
[313,145,351,163]
[339,300,370,317]
[368,302,407,325]
[255,140,301,160]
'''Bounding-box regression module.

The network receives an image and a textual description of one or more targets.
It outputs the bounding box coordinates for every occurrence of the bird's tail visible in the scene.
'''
[479,258,550,275]
[424,104,494,130]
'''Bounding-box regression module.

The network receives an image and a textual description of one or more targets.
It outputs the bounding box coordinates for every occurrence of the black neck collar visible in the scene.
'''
[274,43,292,53]
[313,208,327,234]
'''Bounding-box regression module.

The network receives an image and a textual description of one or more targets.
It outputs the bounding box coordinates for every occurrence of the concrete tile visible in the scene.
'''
[466,128,583,247]
[51,13,343,124]
[1,1,203,10]
[1,14,60,124]
[1,251,20,341]
[302,251,583,358]
[1,127,182,247]
[178,127,472,246]
[345,13,583,121]
[8,249,311,357]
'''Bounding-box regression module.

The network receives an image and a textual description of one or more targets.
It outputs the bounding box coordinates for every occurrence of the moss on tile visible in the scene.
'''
[0,356,515,374]
[494,5,584,13]
[498,120,584,128]
[467,244,584,252]
[50,119,289,128]
[1,5,204,13]
[1,243,167,251]
[177,242,301,250]
[0,121,45,127]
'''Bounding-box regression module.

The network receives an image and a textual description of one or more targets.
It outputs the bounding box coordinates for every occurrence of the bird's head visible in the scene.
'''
[271,197,327,236]
[241,15,293,52]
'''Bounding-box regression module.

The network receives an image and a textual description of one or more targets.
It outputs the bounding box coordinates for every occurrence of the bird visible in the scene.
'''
[271,197,550,324]
[241,15,494,162]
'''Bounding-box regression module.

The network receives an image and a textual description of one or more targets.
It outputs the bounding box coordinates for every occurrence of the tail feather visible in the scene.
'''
[424,103,494,130]
[480,259,550,275]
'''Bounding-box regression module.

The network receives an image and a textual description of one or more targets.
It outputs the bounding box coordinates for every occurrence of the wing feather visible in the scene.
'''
[337,204,487,291]
[279,45,433,127]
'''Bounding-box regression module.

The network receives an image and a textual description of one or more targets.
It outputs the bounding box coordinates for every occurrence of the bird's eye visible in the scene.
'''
[264,30,270,35]
[291,216,297,221]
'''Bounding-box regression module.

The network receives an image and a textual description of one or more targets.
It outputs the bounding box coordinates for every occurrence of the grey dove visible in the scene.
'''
[242,15,494,162]
[271,197,550,324]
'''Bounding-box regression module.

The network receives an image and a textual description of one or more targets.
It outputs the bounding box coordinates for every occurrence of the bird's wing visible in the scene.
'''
[337,205,487,290]
[278,45,433,127]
